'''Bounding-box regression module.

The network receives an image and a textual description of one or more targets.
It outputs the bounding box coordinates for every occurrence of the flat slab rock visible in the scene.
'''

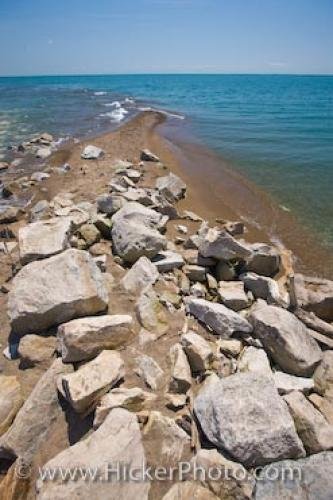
[186,297,252,337]
[57,314,133,362]
[19,217,72,265]
[249,302,322,376]
[81,144,104,159]
[199,227,252,261]
[122,256,159,293]
[0,359,72,462]
[60,350,124,413]
[8,249,109,335]
[36,408,150,499]
[255,452,333,500]
[194,372,305,467]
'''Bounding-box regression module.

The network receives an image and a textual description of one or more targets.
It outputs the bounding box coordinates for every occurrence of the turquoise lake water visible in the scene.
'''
[0,74,332,247]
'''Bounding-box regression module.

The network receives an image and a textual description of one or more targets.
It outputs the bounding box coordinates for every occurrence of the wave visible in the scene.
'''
[94,91,107,96]
[100,106,129,122]
[104,101,121,108]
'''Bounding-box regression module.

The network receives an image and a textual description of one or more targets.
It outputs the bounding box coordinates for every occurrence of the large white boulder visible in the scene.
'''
[36,409,150,499]
[57,314,133,362]
[19,217,72,264]
[199,228,252,261]
[81,144,104,159]
[156,173,186,202]
[194,372,305,467]
[186,297,252,337]
[249,302,322,376]
[122,256,159,293]
[8,249,109,335]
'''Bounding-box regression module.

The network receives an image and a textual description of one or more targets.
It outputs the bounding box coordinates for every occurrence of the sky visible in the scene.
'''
[0,0,332,76]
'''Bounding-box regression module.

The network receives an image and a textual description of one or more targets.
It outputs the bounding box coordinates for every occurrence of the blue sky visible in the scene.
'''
[0,0,332,76]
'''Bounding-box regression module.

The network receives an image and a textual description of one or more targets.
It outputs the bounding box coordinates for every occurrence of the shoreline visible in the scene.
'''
[1,110,333,279]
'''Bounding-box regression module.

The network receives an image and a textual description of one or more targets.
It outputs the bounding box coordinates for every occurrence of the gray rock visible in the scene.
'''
[199,228,252,261]
[156,173,186,202]
[18,335,57,366]
[249,302,322,376]
[186,297,252,337]
[238,346,272,377]
[136,286,168,335]
[241,272,281,304]
[245,243,280,277]
[162,482,218,500]
[19,217,73,264]
[31,171,50,182]
[135,354,164,390]
[60,350,124,413]
[36,147,52,159]
[169,343,192,393]
[143,411,190,468]
[184,264,207,282]
[314,351,333,395]
[218,281,250,311]
[194,372,305,467]
[122,256,159,293]
[0,359,72,462]
[294,274,333,321]
[8,249,109,335]
[284,390,333,454]
[81,144,104,159]
[36,409,150,499]
[152,250,184,272]
[189,449,255,499]
[141,148,160,162]
[273,371,314,395]
[111,202,167,263]
[255,452,333,500]
[57,314,133,362]
[0,376,23,437]
[215,261,236,281]
[96,193,124,215]
[181,331,213,373]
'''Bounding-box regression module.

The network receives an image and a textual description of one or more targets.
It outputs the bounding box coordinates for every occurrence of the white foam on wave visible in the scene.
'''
[125,97,135,104]
[100,106,129,122]
[94,91,107,96]
[104,101,121,108]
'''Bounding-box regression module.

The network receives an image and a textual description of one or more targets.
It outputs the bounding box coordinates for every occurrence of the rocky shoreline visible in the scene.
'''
[0,111,333,499]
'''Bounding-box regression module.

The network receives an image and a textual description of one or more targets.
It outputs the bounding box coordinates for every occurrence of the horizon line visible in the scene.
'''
[1,71,333,78]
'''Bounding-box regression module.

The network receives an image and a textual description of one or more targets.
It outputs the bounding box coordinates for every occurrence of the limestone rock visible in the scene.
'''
[199,228,252,261]
[184,264,207,282]
[169,343,192,393]
[36,147,51,159]
[189,449,255,499]
[255,452,333,500]
[162,482,218,500]
[0,359,72,462]
[238,346,272,377]
[165,393,187,411]
[181,331,213,373]
[284,390,333,454]
[245,243,280,277]
[294,273,333,321]
[215,261,236,281]
[217,338,243,357]
[249,302,322,376]
[81,144,104,159]
[156,173,186,202]
[77,223,100,247]
[61,350,124,413]
[136,286,168,335]
[241,272,281,304]
[0,376,23,437]
[143,411,190,468]
[194,372,305,467]
[93,387,150,428]
[8,249,109,335]
[122,256,159,293]
[18,335,57,366]
[0,207,20,224]
[36,408,150,499]
[135,354,164,390]
[314,351,333,395]
[111,202,167,263]
[141,148,160,162]
[19,217,72,264]
[273,371,314,395]
[152,251,184,272]
[218,281,250,311]
[57,314,133,363]
[96,193,124,215]
[186,297,252,337]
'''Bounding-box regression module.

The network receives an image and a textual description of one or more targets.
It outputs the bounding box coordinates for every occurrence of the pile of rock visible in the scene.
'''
[0,144,333,499]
